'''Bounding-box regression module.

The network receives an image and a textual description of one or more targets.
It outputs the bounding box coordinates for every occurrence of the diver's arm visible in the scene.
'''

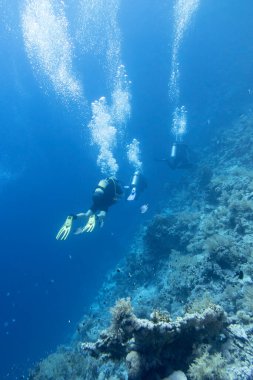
[70,210,93,220]
[75,211,89,219]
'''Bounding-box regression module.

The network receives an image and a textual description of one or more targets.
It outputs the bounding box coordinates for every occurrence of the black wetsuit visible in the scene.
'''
[168,143,192,169]
[90,178,123,213]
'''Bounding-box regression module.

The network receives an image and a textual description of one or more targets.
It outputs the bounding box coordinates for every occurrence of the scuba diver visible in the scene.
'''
[56,177,123,240]
[126,170,147,201]
[158,142,192,170]
[168,142,192,169]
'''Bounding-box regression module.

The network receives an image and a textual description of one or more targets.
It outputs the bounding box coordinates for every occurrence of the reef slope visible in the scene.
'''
[29,112,253,379]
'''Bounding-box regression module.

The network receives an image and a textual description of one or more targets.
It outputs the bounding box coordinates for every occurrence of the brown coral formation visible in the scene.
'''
[81,298,227,379]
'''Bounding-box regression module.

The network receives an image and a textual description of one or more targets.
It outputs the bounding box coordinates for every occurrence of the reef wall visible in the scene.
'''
[29,112,253,379]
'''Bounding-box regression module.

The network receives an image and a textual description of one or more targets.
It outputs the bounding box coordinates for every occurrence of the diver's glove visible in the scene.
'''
[56,215,74,240]
[82,214,96,233]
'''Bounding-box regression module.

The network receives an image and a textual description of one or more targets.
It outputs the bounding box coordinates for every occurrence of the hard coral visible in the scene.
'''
[188,351,228,380]
[28,349,98,380]
[144,213,194,256]
[82,299,226,380]
[144,214,178,255]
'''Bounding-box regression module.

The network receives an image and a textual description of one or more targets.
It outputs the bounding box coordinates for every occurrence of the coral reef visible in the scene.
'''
[188,350,228,380]
[144,214,191,256]
[81,298,226,380]
[28,347,128,380]
[28,348,99,380]
[28,111,253,379]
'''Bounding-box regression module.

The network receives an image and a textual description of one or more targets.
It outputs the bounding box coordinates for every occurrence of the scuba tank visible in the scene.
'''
[169,142,191,169]
[170,143,177,158]
[131,171,141,187]
[127,171,141,201]
[169,143,178,169]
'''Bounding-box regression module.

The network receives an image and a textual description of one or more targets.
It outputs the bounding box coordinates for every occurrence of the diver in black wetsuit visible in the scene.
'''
[56,177,123,239]
[157,142,192,170]
[88,177,123,218]
[167,142,192,169]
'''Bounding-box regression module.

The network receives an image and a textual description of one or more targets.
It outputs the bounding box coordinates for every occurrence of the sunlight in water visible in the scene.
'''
[169,0,200,102]
[172,105,187,140]
[127,138,142,171]
[88,97,118,176]
[21,0,82,100]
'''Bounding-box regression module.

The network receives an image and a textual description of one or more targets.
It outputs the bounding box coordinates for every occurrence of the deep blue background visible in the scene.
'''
[0,0,253,378]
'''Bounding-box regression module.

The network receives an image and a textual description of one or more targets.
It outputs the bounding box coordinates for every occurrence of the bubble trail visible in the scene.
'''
[77,0,121,81]
[78,0,131,175]
[111,64,131,128]
[169,0,200,140]
[88,97,118,176]
[21,0,82,100]
[172,105,187,141]
[169,0,200,102]
[126,138,142,171]
[88,64,131,176]
[88,65,131,176]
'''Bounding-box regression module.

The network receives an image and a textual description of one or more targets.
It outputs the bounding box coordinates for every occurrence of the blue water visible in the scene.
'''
[1,0,253,378]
